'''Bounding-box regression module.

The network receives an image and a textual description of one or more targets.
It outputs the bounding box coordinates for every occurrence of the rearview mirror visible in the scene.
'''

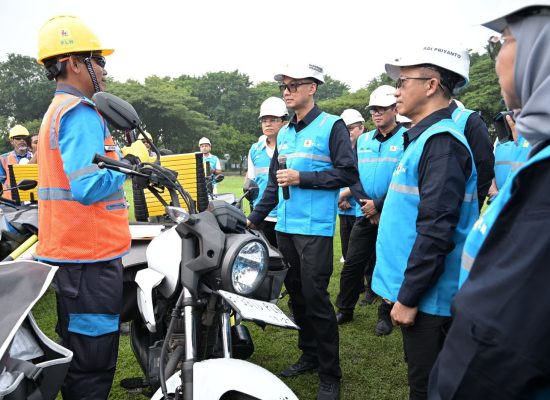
[243,179,259,202]
[92,92,141,131]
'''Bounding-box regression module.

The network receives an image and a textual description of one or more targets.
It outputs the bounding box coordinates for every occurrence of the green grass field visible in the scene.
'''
[34,175,408,400]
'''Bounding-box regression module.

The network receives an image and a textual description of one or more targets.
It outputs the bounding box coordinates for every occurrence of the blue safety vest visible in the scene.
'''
[494,135,531,189]
[451,106,475,133]
[337,188,359,217]
[276,112,339,237]
[355,127,406,217]
[249,138,277,218]
[373,118,479,316]
[460,143,549,286]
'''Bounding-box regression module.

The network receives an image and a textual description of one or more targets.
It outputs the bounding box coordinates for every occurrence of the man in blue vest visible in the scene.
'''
[246,96,288,247]
[449,99,494,209]
[429,2,550,397]
[335,86,406,339]
[248,63,358,400]
[372,45,479,400]
[336,109,364,263]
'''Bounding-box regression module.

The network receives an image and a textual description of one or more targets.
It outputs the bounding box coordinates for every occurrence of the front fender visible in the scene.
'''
[152,358,298,400]
[135,268,164,333]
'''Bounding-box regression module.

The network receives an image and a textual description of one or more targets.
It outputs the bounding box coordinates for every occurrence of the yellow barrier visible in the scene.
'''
[9,164,38,203]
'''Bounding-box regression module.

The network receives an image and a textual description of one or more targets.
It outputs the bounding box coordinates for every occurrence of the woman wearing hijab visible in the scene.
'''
[428,2,550,399]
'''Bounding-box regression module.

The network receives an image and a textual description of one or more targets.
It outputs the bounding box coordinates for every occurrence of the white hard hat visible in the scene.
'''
[396,114,412,124]
[259,97,288,119]
[340,109,365,126]
[199,137,211,146]
[385,44,470,92]
[137,130,153,141]
[476,0,550,32]
[274,63,325,83]
[367,85,397,109]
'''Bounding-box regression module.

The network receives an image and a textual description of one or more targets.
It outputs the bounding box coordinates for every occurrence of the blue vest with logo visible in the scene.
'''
[249,138,277,218]
[460,143,549,287]
[494,135,531,189]
[276,112,339,237]
[355,127,406,217]
[373,118,479,316]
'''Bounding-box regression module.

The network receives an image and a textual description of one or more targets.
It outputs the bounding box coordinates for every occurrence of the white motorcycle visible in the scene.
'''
[93,92,298,400]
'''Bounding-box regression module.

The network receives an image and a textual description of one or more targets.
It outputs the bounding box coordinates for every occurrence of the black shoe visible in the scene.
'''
[374,318,393,336]
[280,358,318,378]
[359,288,378,306]
[336,312,353,325]
[317,381,340,400]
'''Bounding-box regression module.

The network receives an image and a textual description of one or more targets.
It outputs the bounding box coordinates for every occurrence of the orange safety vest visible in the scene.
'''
[0,152,19,200]
[36,93,131,262]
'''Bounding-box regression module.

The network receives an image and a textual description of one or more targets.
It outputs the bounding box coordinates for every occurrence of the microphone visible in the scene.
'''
[277,155,290,200]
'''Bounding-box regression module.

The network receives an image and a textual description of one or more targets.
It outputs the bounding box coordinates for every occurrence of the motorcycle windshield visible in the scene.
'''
[0,261,57,361]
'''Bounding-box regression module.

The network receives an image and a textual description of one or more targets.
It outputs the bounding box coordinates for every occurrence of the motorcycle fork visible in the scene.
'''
[182,287,195,400]
[220,300,232,358]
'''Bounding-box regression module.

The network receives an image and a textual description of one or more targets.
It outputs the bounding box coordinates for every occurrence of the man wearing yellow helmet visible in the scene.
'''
[35,15,130,400]
[0,125,33,199]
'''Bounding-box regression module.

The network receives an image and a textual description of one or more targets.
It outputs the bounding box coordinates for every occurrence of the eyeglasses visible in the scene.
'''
[368,106,393,115]
[487,35,514,61]
[278,81,313,94]
[260,117,283,124]
[346,123,362,131]
[395,76,432,89]
[90,55,107,68]
[11,136,27,141]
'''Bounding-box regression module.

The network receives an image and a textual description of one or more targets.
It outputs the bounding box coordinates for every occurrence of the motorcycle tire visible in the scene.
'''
[219,392,259,400]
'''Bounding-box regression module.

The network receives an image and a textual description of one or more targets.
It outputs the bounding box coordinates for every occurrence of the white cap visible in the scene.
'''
[274,63,325,83]
[340,109,365,126]
[396,114,412,123]
[476,0,550,32]
[367,85,397,108]
[199,137,211,146]
[259,97,288,119]
[385,44,470,93]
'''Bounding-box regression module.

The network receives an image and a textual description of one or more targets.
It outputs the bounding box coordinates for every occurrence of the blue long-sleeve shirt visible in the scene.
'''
[56,86,126,205]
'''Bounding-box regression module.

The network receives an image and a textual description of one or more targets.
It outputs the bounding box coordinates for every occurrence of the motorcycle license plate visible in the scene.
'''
[218,290,298,330]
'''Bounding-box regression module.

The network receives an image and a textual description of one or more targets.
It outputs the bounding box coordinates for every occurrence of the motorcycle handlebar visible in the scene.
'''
[92,153,134,171]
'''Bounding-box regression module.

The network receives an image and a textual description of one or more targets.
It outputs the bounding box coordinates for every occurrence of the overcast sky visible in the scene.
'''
[1,0,496,91]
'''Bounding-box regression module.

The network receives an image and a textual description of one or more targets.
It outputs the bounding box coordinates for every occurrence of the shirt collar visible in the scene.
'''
[289,105,321,129]
[404,106,453,143]
[373,123,402,141]
[55,84,87,99]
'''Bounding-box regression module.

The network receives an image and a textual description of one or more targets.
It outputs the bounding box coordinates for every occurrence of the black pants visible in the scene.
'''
[401,312,451,400]
[54,259,123,400]
[336,217,378,314]
[258,220,278,248]
[338,214,357,260]
[277,232,341,383]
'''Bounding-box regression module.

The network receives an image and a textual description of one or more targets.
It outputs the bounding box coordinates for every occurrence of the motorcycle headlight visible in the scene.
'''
[221,236,268,295]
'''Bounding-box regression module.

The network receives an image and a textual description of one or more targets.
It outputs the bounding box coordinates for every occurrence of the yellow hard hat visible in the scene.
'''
[37,15,114,64]
[122,141,151,163]
[9,125,30,139]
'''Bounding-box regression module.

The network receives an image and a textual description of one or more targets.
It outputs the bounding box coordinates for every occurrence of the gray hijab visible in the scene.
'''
[510,15,550,148]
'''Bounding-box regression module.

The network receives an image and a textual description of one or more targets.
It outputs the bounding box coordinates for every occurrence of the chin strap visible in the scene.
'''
[82,57,101,93]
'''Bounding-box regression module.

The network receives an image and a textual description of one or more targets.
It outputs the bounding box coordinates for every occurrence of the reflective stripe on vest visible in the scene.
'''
[355,127,405,217]
[36,92,130,263]
[494,136,531,189]
[249,139,277,218]
[373,118,479,317]
[460,144,550,286]
[275,112,339,236]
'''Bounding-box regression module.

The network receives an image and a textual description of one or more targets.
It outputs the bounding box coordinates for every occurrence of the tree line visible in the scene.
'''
[0,50,501,164]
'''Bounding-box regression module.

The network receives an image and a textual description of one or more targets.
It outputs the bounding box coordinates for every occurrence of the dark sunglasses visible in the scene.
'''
[278,81,314,94]
[368,106,394,115]
[90,55,107,68]
[487,35,512,61]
